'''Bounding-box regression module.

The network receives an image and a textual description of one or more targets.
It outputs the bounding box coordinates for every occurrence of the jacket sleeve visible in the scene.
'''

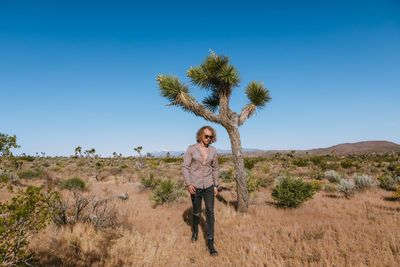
[182,146,192,186]
[211,149,219,186]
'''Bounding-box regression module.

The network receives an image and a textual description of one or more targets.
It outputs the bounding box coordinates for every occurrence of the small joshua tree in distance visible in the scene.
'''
[75,146,82,158]
[134,146,144,169]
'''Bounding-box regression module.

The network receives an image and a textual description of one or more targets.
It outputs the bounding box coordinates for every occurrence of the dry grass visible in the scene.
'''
[2,156,400,266]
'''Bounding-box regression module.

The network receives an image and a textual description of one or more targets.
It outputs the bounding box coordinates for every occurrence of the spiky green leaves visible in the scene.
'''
[186,53,240,92]
[245,81,271,108]
[202,90,220,112]
[186,67,209,88]
[157,75,189,104]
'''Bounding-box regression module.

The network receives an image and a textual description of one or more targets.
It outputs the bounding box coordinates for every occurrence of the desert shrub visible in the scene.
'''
[219,168,234,183]
[394,167,400,177]
[140,173,161,190]
[17,169,42,179]
[318,161,328,170]
[292,157,309,167]
[378,174,400,190]
[218,156,230,165]
[353,174,373,190]
[393,185,400,199]
[323,184,336,192]
[312,172,325,180]
[309,156,323,165]
[247,175,262,193]
[58,177,86,191]
[42,162,50,167]
[120,164,128,168]
[259,177,274,188]
[51,191,119,228]
[0,185,59,266]
[325,163,339,170]
[337,179,355,198]
[18,155,35,162]
[262,165,270,173]
[152,179,186,206]
[77,161,85,167]
[148,161,159,169]
[244,158,256,169]
[341,158,362,169]
[0,169,19,184]
[387,162,398,172]
[324,170,342,183]
[311,180,324,191]
[271,176,316,208]
[244,157,265,169]
[162,157,183,164]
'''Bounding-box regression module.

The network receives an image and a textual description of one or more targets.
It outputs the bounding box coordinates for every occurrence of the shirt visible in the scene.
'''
[182,143,219,189]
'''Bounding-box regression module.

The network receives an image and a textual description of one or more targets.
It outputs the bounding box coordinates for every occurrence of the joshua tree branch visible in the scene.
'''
[238,103,256,126]
[176,92,221,124]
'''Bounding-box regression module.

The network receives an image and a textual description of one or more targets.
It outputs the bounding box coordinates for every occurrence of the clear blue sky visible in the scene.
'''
[1,0,399,156]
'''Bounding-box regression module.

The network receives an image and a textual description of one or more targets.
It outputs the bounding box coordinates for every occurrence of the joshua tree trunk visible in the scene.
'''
[225,125,248,212]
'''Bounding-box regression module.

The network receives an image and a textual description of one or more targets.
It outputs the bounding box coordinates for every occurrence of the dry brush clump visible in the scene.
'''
[51,190,124,228]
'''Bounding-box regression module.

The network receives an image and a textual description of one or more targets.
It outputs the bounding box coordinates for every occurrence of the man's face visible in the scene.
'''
[202,129,213,145]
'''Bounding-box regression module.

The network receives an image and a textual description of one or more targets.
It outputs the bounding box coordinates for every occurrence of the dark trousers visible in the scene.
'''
[191,185,215,240]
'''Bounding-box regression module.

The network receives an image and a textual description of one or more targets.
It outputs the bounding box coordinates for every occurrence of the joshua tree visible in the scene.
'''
[157,51,271,212]
[134,146,144,169]
[89,148,96,158]
[75,146,82,158]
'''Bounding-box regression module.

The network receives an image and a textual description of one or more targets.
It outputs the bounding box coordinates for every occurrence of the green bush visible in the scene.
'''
[140,173,161,190]
[387,162,398,172]
[152,179,186,206]
[247,175,262,193]
[58,177,86,191]
[244,158,256,169]
[218,156,230,165]
[292,158,309,167]
[0,185,59,266]
[162,157,183,164]
[309,156,323,165]
[271,176,316,208]
[42,162,50,167]
[18,155,35,162]
[378,173,396,190]
[312,172,325,180]
[340,158,361,169]
[17,169,42,179]
[219,168,234,183]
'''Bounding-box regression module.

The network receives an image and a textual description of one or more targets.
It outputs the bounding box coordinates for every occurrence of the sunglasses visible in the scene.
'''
[204,135,213,139]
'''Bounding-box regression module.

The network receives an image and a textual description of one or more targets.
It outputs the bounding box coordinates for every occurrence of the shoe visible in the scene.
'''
[191,226,198,242]
[191,215,199,242]
[207,239,218,256]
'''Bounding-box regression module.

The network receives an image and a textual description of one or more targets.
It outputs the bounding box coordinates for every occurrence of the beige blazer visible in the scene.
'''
[182,143,219,189]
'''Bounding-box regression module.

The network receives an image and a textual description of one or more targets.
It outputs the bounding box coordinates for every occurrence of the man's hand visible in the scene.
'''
[187,185,196,195]
[214,186,218,197]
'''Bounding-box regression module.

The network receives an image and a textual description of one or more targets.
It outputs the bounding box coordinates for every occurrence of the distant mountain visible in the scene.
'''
[304,141,400,156]
[252,140,400,157]
[150,141,400,158]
